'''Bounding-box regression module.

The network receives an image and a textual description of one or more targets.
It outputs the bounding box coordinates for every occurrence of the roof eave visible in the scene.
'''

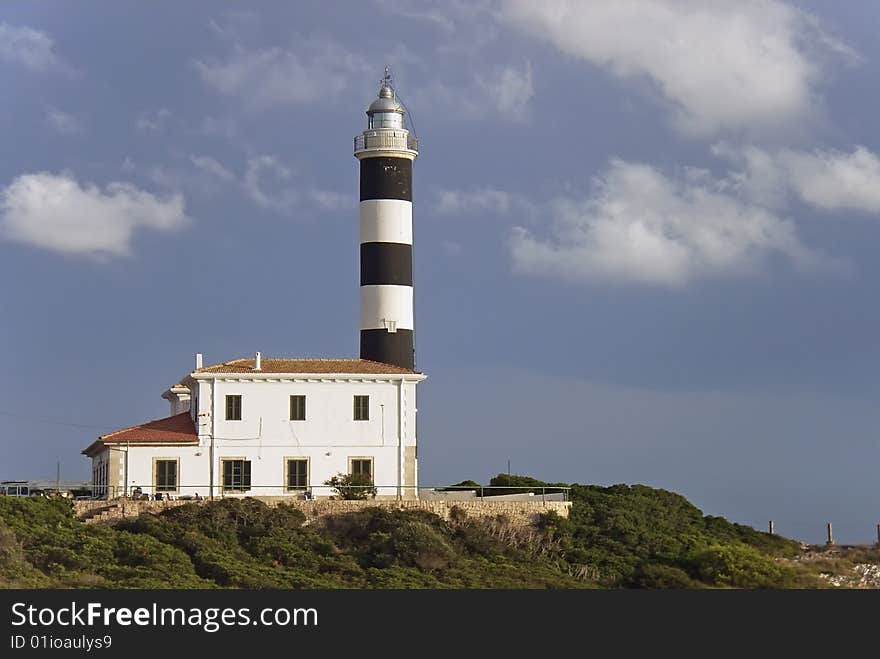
[82,438,199,456]
[191,372,426,381]
[103,440,199,447]
[81,440,106,457]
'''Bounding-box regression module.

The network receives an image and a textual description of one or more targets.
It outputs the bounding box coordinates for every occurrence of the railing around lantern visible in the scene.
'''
[354,130,418,153]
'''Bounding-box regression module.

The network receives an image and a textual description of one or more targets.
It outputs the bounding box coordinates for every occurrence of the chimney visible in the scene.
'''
[195,353,203,370]
[254,351,262,371]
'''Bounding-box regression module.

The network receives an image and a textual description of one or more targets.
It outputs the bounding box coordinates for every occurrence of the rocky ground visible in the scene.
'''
[783,545,880,588]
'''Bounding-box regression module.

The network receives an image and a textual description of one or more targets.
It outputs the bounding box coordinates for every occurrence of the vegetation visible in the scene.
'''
[0,496,587,589]
[0,475,868,589]
[489,473,570,496]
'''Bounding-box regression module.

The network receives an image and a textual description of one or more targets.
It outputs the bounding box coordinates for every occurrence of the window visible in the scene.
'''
[222,459,251,492]
[286,459,309,491]
[225,394,242,421]
[155,459,178,493]
[350,458,373,482]
[289,395,306,421]
[353,395,369,421]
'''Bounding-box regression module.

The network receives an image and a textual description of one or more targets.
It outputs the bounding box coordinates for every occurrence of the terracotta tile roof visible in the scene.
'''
[82,412,198,456]
[194,357,419,375]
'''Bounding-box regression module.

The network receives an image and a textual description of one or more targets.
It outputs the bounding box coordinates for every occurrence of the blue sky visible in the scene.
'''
[1,1,878,544]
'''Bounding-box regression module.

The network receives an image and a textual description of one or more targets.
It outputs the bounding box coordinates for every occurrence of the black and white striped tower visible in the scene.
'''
[354,69,419,370]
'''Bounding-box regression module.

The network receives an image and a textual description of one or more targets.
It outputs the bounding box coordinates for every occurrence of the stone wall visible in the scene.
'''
[74,497,571,526]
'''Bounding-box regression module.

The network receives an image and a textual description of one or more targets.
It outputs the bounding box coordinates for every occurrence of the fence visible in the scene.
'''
[60,483,571,503]
[767,519,880,547]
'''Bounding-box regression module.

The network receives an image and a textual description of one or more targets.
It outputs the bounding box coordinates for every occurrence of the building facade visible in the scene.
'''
[82,73,426,500]
[83,356,424,499]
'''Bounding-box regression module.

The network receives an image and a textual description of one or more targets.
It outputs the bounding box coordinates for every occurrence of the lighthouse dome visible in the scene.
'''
[365,68,406,129]
[355,68,418,151]
[367,94,404,115]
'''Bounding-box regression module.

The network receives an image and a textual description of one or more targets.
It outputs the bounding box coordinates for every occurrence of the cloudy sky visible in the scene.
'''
[1,1,878,543]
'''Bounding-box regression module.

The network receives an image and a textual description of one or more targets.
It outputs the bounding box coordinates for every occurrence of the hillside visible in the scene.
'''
[1,476,875,589]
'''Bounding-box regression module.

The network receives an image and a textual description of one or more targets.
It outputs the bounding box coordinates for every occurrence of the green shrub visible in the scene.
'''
[488,473,567,496]
[632,563,704,589]
[688,544,791,588]
[0,520,23,567]
[324,473,377,500]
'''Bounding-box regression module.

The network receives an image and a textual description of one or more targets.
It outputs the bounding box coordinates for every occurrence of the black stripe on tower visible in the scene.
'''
[361,329,414,371]
[361,243,413,286]
[360,157,412,201]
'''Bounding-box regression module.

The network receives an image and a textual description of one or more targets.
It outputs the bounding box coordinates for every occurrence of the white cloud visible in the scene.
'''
[199,116,238,140]
[414,63,534,123]
[45,108,83,135]
[306,188,353,211]
[194,39,369,109]
[718,144,880,214]
[183,153,350,213]
[208,10,261,42]
[783,147,880,212]
[0,23,69,73]
[476,63,533,122]
[190,155,236,182]
[242,155,296,209]
[435,186,532,216]
[376,0,500,56]
[510,159,835,287]
[499,0,853,137]
[0,172,189,258]
[136,108,172,133]
[373,0,457,32]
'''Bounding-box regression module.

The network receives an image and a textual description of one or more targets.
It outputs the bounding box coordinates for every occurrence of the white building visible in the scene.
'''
[82,71,427,500]
[82,355,425,499]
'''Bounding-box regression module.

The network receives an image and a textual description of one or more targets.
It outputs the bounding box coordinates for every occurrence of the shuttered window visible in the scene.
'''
[222,460,251,492]
[155,460,178,492]
[289,395,306,421]
[225,395,242,421]
[286,459,309,491]
[353,395,369,421]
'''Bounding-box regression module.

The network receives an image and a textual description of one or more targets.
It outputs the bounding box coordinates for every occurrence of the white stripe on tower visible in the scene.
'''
[360,199,413,245]
[354,70,418,370]
[360,286,414,330]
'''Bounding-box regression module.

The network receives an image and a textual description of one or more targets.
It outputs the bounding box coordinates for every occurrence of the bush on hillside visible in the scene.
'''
[488,473,568,496]
[0,478,821,590]
[688,544,792,588]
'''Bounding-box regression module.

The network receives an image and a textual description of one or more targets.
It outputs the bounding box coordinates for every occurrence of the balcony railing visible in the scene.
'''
[354,130,419,153]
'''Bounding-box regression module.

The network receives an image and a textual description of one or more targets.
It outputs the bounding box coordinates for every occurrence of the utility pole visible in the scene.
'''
[125,440,130,498]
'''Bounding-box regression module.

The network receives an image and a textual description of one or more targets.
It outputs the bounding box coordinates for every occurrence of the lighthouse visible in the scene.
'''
[354,69,419,370]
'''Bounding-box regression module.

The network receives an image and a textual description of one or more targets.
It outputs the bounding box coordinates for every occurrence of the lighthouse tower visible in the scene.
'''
[354,69,419,370]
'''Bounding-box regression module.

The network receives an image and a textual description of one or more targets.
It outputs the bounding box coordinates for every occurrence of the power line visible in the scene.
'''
[0,412,397,445]
[0,410,115,431]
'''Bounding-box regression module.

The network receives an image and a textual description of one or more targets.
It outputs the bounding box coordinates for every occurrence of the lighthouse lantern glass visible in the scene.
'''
[369,112,404,129]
